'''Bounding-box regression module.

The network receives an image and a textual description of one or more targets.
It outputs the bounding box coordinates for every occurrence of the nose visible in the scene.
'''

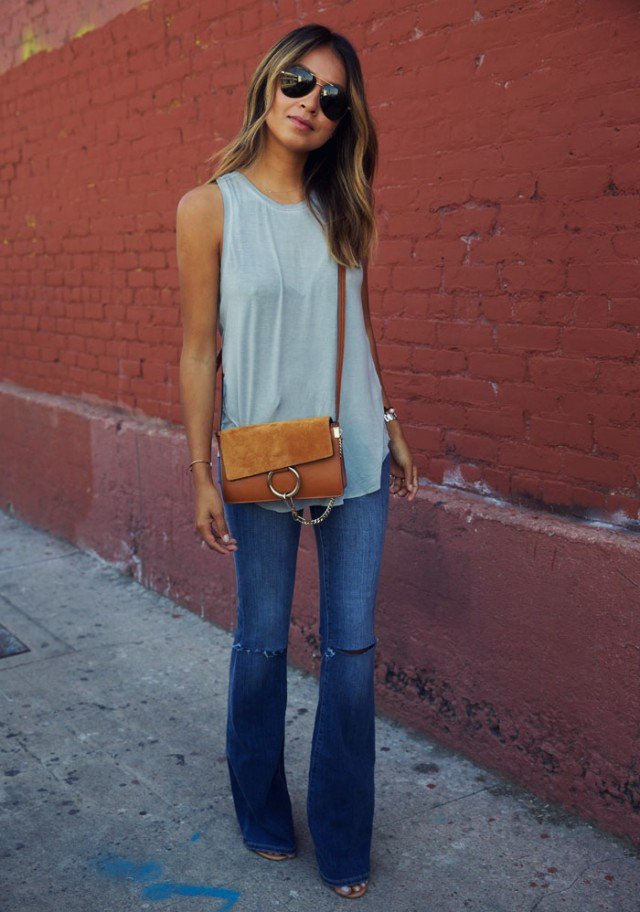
[300,83,321,111]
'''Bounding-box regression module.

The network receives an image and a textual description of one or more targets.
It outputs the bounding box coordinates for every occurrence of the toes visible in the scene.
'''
[335,881,368,896]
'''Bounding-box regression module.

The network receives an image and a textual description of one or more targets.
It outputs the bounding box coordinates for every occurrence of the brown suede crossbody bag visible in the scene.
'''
[214,263,347,526]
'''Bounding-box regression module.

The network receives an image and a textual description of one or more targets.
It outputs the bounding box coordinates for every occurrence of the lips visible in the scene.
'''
[289,115,313,131]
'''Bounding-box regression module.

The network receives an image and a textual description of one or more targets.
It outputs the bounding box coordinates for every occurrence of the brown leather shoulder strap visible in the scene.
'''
[215,262,346,432]
[334,262,346,421]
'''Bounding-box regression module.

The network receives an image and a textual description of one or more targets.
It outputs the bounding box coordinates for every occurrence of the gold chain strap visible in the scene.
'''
[277,435,343,526]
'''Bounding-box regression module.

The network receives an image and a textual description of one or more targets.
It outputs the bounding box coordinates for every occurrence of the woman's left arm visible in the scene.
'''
[360,260,419,501]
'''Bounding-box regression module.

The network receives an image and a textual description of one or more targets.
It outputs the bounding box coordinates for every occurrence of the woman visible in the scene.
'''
[177,23,418,899]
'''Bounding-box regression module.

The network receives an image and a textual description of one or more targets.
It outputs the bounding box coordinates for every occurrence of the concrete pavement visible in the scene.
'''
[0,509,638,912]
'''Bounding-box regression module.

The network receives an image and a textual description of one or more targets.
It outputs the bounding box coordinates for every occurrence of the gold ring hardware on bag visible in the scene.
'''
[267,465,301,499]
[213,264,348,525]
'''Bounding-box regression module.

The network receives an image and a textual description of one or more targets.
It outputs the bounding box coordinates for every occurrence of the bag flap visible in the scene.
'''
[219,415,335,481]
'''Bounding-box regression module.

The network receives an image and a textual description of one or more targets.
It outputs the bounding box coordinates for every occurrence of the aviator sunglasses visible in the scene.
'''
[278,64,351,122]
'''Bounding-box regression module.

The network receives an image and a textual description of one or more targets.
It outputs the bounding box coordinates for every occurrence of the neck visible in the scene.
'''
[243,141,307,196]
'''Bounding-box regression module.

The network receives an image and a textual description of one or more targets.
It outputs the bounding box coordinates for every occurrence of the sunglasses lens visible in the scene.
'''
[280,66,315,98]
[320,87,348,121]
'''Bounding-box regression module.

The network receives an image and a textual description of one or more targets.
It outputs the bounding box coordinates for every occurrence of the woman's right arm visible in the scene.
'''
[176,184,238,556]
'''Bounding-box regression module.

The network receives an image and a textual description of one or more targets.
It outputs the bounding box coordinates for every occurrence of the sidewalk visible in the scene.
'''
[0,510,638,912]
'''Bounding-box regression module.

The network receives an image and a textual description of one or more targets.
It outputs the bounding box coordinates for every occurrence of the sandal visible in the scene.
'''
[252,849,296,860]
[333,880,368,899]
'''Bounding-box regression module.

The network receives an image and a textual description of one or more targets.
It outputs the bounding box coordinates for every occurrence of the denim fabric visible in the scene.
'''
[216,450,390,885]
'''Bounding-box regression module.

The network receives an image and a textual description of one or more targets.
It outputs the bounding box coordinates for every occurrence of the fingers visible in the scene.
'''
[389,465,419,501]
[406,464,419,501]
[195,513,238,556]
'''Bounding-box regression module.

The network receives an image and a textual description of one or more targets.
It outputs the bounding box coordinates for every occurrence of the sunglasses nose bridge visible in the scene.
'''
[300,77,322,107]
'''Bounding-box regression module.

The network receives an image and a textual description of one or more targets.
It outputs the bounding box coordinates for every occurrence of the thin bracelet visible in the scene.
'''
[189,459,212,471]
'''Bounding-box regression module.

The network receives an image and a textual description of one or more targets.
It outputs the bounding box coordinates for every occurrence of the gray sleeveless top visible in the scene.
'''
[214,169,390,513]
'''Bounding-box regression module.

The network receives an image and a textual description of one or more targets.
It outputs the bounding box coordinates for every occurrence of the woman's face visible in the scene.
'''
[265,45,349,152]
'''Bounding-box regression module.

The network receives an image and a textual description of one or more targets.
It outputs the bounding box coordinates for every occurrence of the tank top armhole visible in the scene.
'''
[211,175,231,284]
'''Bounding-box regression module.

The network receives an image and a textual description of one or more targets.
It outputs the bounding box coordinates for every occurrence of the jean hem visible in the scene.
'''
[320,869,371,886]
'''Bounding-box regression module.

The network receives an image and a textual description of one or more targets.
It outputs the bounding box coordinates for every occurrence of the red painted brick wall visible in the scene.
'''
[1,0,639,529]
[0,0,140,75]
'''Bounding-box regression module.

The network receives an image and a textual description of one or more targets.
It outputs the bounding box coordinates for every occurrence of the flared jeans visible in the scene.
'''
[216,450,391,885]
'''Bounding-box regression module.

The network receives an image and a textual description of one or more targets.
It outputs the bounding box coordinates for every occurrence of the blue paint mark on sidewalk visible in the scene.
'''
[96,856,162,882]
[94,853,240,911]
[144,881,240,905]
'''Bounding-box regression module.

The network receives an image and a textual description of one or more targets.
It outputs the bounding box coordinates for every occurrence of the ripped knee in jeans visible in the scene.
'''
[231,642,287,658]
[324,638,377,659]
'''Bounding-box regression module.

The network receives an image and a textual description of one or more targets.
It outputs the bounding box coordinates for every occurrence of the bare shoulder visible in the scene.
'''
[176,181,223,254]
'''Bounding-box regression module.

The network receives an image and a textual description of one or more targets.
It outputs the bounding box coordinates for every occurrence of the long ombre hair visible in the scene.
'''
[206,24,378,268]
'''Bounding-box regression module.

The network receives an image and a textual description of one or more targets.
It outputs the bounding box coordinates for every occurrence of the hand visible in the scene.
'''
[387,429,419,502]
[193,478,238,556]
